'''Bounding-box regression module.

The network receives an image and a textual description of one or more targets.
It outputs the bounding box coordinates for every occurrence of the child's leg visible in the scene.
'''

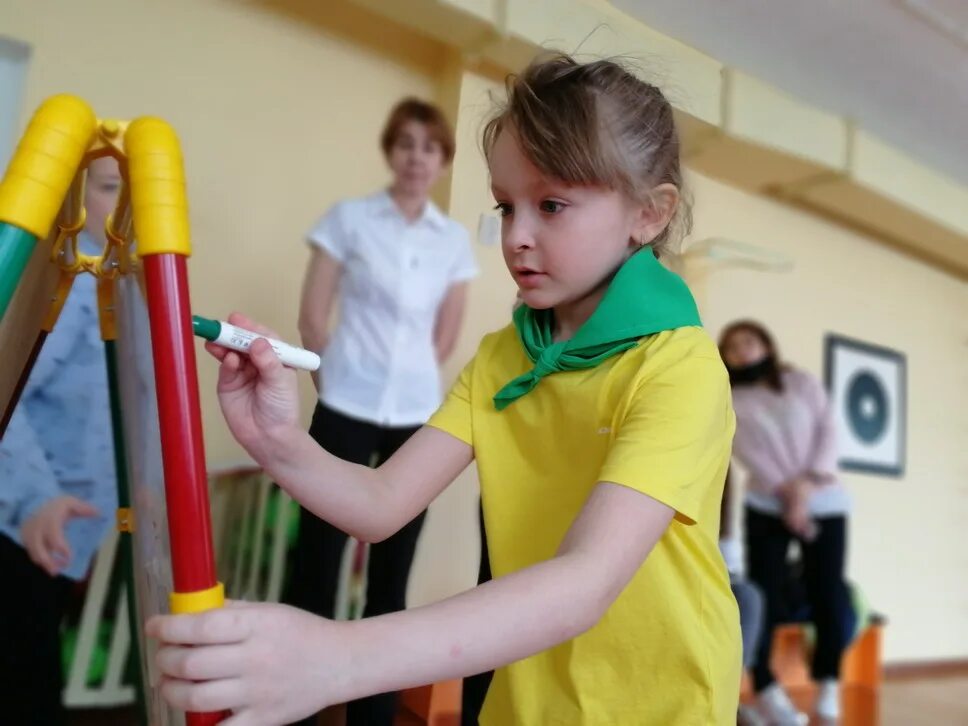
[801,515,849,682]
[346,423,423,726]
[744,507,793,692]
[0,534,71,725]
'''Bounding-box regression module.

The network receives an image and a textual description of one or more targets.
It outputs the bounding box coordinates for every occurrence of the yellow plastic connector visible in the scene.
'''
[0,95,97,238]
[41,272,76,332]
[85,118,129,160]
[116,507,135,533]
[124,118,191,257]
[169,582,225,614]
[97,277,117,340]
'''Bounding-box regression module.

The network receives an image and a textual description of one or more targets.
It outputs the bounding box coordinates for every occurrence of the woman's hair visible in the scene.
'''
[718,320,786,392]
[482,52,690,255]
[381,97,456,163]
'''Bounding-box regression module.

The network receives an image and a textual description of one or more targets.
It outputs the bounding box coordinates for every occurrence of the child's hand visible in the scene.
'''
[147,601,354,724]
[20,496,98,575]
[205,313,301,465]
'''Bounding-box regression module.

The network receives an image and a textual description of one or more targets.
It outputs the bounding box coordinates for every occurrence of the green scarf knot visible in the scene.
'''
[493,251,701,411]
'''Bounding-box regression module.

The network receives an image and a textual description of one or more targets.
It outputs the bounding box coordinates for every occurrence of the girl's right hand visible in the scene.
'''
[148,601,357,724]
[205,312,301,465]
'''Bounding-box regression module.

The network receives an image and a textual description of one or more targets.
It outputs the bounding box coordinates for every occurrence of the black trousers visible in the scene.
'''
[284,403,424,726]
[0,533,72,726]
[461,503,493,726]
[745,507,850,692]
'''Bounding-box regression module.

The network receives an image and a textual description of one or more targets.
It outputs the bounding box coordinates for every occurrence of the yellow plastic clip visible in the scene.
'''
[97,277,117,341]
[41,272,76,332]
[116,507,135,533]
[50,208,87,269]
[169,583,225,615]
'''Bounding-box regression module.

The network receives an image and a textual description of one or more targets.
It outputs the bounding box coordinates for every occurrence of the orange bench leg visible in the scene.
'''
[396,680,462,726]
[740,623,883,701]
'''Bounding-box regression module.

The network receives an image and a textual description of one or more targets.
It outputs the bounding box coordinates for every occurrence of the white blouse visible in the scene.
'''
[307,190,477,426]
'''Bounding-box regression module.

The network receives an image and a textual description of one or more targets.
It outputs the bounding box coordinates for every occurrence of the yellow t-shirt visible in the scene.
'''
[429,325,741,725]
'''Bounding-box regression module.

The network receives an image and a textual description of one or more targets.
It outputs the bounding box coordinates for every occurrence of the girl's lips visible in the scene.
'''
[514,270,547,288]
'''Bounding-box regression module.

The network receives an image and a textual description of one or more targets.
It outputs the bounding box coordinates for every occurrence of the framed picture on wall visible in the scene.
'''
[824,334,906,477]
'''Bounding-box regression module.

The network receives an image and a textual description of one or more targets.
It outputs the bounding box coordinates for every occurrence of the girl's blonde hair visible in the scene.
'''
[483,52,691,254]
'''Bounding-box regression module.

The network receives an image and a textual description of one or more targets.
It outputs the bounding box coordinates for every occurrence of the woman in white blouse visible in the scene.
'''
[289,98,477,726]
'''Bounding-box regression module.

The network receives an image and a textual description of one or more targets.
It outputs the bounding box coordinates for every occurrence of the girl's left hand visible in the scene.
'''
[146,601,356,725]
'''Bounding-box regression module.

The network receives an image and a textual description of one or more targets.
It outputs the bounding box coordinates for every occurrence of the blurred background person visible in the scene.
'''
[720,320,852,724]
[287,97,477,726]
[0,156,122,726]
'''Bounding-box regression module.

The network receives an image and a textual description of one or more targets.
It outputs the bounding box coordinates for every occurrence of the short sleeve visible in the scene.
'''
[598,354,734,525]
[306,202,350,263]
[427,356,475,446]
[447,226,478,285]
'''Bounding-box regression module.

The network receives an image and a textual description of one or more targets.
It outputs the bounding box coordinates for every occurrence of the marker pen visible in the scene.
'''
[192,315,320,372]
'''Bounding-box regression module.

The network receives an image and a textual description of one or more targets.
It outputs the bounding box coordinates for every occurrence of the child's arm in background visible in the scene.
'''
[1,412,97,575]
[205,313,473,543]
[148,480,674,725]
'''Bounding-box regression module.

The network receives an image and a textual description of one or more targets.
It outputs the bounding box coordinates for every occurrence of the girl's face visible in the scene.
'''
[721,328,769,369]
[489,128,676,326]
[84,156,122,245]
[387,120,447,199]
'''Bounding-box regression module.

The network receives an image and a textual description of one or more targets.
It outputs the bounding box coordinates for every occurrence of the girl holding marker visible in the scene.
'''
[150,54,740,725]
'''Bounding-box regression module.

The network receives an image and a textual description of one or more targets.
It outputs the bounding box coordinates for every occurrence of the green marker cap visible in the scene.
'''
[192,315,222,342]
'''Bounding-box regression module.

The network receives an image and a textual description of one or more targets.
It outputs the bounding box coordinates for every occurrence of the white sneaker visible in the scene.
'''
[738,703,768,726]
[756,683,809,726]
[815,679,841,722]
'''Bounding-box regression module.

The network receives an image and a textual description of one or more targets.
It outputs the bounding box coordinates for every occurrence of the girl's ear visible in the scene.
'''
[632,184,679,246]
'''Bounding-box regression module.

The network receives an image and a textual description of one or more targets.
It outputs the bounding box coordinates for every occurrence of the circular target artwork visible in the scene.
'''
[825,335,906,476]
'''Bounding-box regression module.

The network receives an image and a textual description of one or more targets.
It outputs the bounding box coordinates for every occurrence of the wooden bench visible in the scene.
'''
[741,622,883,724]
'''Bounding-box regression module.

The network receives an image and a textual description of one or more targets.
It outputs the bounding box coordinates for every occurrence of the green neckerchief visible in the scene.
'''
[493,250,701,411]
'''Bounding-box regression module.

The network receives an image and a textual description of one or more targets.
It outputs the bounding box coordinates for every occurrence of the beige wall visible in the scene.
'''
[4,0,965,665]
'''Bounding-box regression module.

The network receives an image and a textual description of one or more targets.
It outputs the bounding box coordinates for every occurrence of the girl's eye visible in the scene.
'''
[539,200,565,214]
[494,202,512,218]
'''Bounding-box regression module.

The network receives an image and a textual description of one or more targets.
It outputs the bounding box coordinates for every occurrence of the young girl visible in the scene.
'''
[149,54,741,725]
